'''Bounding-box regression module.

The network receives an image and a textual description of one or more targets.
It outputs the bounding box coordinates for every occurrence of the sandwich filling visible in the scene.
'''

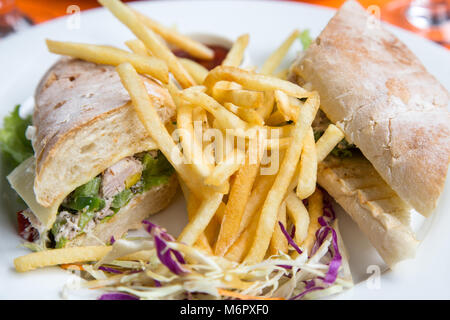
[12,150,174,248]
[312,109,358,158]
[46,151,173,248]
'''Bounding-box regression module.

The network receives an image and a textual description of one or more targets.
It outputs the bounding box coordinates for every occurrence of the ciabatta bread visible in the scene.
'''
[33,58,175,210]
[317,154,418,266]
[289,0,450,216]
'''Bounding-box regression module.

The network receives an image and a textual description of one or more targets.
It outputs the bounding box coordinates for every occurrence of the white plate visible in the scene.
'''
[0,0,449,300]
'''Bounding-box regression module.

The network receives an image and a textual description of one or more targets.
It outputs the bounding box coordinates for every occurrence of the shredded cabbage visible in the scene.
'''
[66,193,352,300]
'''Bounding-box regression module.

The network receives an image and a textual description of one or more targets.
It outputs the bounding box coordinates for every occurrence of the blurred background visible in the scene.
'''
[1,0,449,48]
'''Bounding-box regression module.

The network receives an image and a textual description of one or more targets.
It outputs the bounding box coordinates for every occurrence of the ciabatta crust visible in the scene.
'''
[317,154,418,267]
[289,0,450,216]
[69,174,178,247]
[33,58,175,208]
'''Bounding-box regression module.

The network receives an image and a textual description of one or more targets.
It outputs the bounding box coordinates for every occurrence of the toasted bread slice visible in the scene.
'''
[289,0,450,216]
[33,58,175,213]
[317,153,418,266]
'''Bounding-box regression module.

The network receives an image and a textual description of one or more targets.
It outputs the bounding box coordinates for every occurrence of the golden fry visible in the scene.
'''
[302,188,323,253]
[179,58,209,85]
[125,39,149,56]
[316,124,345,162]
[285,192,310,245]
[133,9,214,60]
[116,63,205,197]
[178,192,224,245]
[46,39,168,83]
[14,246,151,272]
[204,148,245,187]
[224,102,264,126]
[222,34,249,67]
[244,92,319,264]
[260,30,300,75]
[296,128,317,199]
[99,0,195,88]
[214,145,261,256]
[204,66,310,99]
[269,201,288,256]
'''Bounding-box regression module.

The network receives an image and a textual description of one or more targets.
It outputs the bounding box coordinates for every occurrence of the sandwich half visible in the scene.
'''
[289,0,450,266]
[8,58,178,248]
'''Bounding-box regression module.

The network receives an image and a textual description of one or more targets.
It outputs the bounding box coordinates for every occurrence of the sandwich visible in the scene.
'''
[7,57,178,248]
[288,0,450,266]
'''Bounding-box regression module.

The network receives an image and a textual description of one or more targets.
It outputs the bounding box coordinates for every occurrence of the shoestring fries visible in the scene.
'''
[15,1,353,299]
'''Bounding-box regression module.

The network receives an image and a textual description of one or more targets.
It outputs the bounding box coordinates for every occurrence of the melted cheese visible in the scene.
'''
[7,157,60,229]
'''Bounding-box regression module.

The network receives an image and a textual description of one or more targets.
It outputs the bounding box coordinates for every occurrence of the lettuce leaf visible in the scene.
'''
[0,105,33,169]
[299,29,313,50]
[141,152,174,191]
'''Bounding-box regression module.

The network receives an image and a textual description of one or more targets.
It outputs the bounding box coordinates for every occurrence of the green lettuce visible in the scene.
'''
[111,189,133,211]
[63,177,105,212]
[140,152,174,191]
[0,105,33,169]
[299,29,313,50]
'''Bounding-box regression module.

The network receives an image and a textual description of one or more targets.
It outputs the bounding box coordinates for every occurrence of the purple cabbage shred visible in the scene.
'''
[98,292,139,300]
[278,221,303,255]
[142,220,189,275]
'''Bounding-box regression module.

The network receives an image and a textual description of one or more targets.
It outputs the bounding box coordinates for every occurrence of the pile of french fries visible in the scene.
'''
[16,0,345,274]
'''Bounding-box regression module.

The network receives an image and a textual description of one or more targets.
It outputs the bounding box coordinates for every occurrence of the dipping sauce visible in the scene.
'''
[172,45,229,70]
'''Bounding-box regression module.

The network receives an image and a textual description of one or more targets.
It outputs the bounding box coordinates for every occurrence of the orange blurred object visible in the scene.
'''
[15,0,133,24]
[11,0,450,49]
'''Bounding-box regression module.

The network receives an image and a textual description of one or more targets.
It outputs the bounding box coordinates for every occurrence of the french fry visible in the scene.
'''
[180,87,249,132]
[192,106,210,130]
[214,144,261,256]
[185,190,213,254]
[176,101,196,163]
[213,82,264,109]
[244,92,319,264]
[177,192,224,245]
[285,192,310,245]
[125,39,149,56]
[176,100,213,176]
[315,124,345,162]
[192,106,211,148]
[204,66,310,99]
[260,30,300,75]
[224,102,264,126]
[204,148,245,186]
[125,38,208,85]
[133,9,214,60]
[14,246,151,272]
[274,90,298,121]
[268,201,288,256]
[179,176,214,254]
[296,128,317,199]
[266,110,287,126]
[204,202,226,246]
[46,39,169,83]
[99,0,195,88]
[256,91,275,121]
[225,214,259,263]
[238,173,277,235]
[116,62,204,197]
[222,34,249,67]
[265,124,294,139]
[264,137,291,150]
[302,188,323,253]
[179,58,209,84]
[213,80,241,91]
